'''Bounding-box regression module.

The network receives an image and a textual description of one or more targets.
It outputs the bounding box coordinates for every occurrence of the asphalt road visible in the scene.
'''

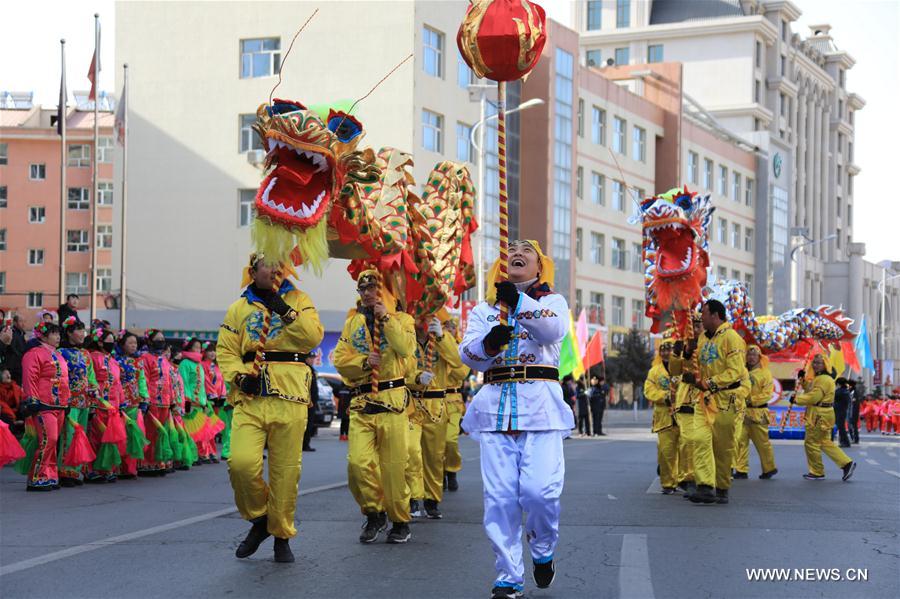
[1,412,898,599]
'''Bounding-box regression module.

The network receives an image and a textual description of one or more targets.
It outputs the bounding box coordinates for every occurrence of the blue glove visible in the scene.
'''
[138,402,149,413]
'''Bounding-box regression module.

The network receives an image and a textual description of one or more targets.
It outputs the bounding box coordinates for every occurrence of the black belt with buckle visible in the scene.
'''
[412,390,446,399]
[361,402,392,415]
[816,403,834,408]
[676,406,694,414]
[445,387,464,394]
[242,351,310,364]
[348,378,406,398]
[484,365,560,385]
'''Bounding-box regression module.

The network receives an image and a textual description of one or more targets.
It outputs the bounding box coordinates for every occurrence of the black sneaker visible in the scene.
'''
[803,473,825,480]
[732,471,749,479]
[359,512,384,544]
[681,481,696,499]
[715,488,729,504]
[533,559,555,588]
[446,471,459,492]
[661,486,676,495]
[424,499,443,519]
[759,469,778,480]
[841,461,857,482]
[410,499,423,518]
[235,515,270,558]
[273,538,294,563]
[490,586,522,599]
[386,522,411,544]
[689,484,717,504]
[60,478,78,488]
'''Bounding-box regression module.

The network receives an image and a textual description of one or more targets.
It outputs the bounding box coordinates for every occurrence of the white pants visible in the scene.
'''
[479,430,566,590]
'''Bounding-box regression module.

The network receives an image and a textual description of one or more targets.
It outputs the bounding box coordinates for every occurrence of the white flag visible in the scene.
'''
[114,82,126,146]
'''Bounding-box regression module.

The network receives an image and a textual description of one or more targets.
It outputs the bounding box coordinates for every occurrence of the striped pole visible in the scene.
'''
[369,271,383,388]
[251,269,283,378]
[497,81,510,327]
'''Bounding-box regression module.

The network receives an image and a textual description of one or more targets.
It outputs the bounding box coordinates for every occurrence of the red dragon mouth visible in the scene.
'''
[647,220,696,278]
[256,140,332,227]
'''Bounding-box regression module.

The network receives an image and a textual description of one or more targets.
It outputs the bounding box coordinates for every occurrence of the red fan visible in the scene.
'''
[63,420,96,467]
[0,420,25,468]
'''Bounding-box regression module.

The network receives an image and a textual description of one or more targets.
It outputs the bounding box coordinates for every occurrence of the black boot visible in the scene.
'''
[359,512,386,544]
[715,488,729,504]
[424,498,442,519]
[688,484,716,504]
[681,481,696,499]
[273,538,295,563]
[235,515,270,558]
[446,471,459,492]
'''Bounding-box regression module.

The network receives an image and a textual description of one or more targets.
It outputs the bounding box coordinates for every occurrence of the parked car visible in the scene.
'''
[313,375,336,428]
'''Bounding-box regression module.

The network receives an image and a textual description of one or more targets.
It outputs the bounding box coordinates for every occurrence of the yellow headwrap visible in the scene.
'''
[355,268,399,315]
[240,252,299,288]
[485,240,555,304]
[652,327,675,366]
[746,345,769,370]
[806,350,833,379]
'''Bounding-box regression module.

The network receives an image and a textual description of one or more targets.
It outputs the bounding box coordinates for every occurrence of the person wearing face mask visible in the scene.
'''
[86,328,127,484]
[18,323,71,491]
[643,331,679,494]
[792,353,856,481]
[57,317,100,486]
[201,342,231,460]
[733,346,778,480]
[180,338,219,464]
[334,269,416,545]
[459,240,573,599]
[217,253,324,564]
[115,331,150,479]
[168,346,195,471]
[139,330,174,475]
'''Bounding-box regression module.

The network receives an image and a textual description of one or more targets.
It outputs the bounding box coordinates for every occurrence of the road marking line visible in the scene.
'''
[884,470,900,479]
[865,458,880,466]
[0,481,348,577]
[859,451,868,456]
[645,476,660,494]
[607,494,618,500]
[886,451,897,458]
[619,534,656,599]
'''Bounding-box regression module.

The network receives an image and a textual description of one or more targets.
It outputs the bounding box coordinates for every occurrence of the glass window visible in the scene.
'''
[28,249,44,265]
[423,26,444,78]
[576,166,584,200]
[240,38,281,79]
[66,272,89,295]
[553,49,574,299]
[613,117,626,155]
[754,79,761,103]
[586,49,602,67]
[96,268,112,293]
[718,165,728,196]
[745,227,754,252]
[0,143,6,165]
[614,47,629,65]
[575,289,583,313]
[611,238,626,270]
[576,228,583,260]
[27,292,44,309]
[587,0,602,30]
[0,272,7,293]
[577,99,584,137]
[67,230,89,252]
[97,181,114,205]
[612,296,625,326]
[687,151,698,184]
[591,232,605,265]
[631,242,642,273]
[422,109,443,153]
[591,172,605,205]
[239,189,254,227]
[703,158,713,190]
[29,164,46,180]
[755,41,762,67]
[67,145,91,167]
[632,299,645,328]
[0,186,6,208]
[745,273,753,291]
[591,106,606,145]
[97,137,114,163]
[647,44,663,63]
[28,206,45,223]
[780,54,786,76]
[632,126,646,162]
[717,266,728,280]
[745,178,753,206]
[612,180,625,211]
[616,0,631,28]
[456,53,477,88]
[588,292,605,325]
[717,218,727,244]
[239,114,262,153]
[0,229,5,251]
[68,187,90,210]
[97,224,113,249]
[732,223,741,249]
[732,172,741,202]
[732,269,741,281]
[456,122,474,163]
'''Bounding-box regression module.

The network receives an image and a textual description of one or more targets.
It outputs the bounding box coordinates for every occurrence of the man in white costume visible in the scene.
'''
[459,240,574,599]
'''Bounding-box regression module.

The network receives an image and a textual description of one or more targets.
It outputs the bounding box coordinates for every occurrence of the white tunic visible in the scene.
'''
[460,291,575,433]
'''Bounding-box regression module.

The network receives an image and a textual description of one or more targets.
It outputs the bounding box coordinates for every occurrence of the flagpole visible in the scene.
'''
[119,63,128,328]
[59,39,67,307]
[89,13,99,322]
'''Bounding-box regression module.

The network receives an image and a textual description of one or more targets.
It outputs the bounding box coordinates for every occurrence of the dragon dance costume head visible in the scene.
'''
[485,240,554,304]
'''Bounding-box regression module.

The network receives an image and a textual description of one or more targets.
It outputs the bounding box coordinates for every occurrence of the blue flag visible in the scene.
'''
[854,314,875,370]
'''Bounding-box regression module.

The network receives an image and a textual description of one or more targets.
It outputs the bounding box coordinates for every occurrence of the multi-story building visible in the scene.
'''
[115,0,503,334]
[0,92,115,320]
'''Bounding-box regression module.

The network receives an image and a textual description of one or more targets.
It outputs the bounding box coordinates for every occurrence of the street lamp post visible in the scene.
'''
[789,230,837,308]
[467,87,544,300]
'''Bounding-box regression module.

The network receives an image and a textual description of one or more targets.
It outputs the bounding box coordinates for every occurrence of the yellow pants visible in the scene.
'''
[675,411,694,483]
[228,396,307,539]
[421,416,448,502]
[444,401,464,473]
[406,420,424,500]
[735,408,777,474]
[693,403,737,490]
[804,407,851,476]
[656,425,680,489]
[347,410,411,524]
[731,412,744,470]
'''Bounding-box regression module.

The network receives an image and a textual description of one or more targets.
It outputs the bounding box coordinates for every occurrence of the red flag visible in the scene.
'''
[582,330,604,370]
[87,54,97,101]
[842,340,861,374]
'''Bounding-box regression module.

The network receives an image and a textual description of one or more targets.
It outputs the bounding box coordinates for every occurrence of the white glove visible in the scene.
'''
[427,317,443,337]
[418,371,435,386]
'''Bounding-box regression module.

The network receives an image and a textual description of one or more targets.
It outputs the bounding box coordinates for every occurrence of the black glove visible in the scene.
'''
[138,402,149,414]
[673,341,684,356]
[23,399,42,415]
[681,372,697,385]
[238,374,261,395]
[484,324,514,353]
[789,394,796,405]
[253,285,292,317]
[184,401,192,413]
[495,281,520,307]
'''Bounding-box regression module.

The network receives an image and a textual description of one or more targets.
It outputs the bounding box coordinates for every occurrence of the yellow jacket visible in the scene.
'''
[334,308,415,412]
[675,380,701,409]
[644,362,676,432]
[444,336,469,406]
[747,365,774,408]
[406,333,466,424]
[795,373,835,408]
[217,284,324,405]
[697,322,749,409]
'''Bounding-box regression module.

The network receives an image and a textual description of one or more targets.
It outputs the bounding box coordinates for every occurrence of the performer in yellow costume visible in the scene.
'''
[684,299,749,505]
[643,333,679,494]
[733,346,778,480]
[668,313,703,498]
[442,317,468,493]
[217,254,324,563]
[792,353,856,481]
[334,270,416,544]
[406,317,466,518]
